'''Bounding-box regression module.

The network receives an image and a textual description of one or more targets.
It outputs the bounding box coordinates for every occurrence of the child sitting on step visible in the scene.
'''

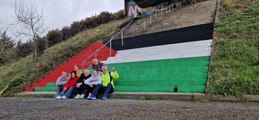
[56,71,69,95]
[72,65,82,78]
[83,70,102,98]
[56,71,78,99]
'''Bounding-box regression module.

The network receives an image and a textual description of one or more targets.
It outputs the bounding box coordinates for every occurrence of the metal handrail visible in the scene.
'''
[82,19,134,69]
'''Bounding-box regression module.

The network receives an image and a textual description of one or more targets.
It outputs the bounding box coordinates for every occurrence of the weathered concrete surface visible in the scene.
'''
[0,98,258,120]
[18,92,259,102]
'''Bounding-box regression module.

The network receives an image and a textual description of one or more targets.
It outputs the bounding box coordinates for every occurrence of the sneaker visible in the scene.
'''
[56,96,61,99]
[88,95,96,100]
[61,96,67,99]
[74,94,81,99]
[80,94,85,99]
[87,93,91,99]
[102,96,108,100]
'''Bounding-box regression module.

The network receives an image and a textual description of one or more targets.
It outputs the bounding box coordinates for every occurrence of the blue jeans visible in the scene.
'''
[91,84,114,98]
[59,87,74,98]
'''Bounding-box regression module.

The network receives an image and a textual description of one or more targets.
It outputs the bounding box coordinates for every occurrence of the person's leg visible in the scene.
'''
[89,84,101,99]
[77,85,85,95]
[59,90,65,96]
[102,83,113,99]
[73,87,80,98]
[83,85,95,98]
[64,87,74,98]
[56,85,60,95]
[56,85,64,95]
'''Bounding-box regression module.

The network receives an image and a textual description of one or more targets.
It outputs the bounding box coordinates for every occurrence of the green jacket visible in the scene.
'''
[101,71,119,88]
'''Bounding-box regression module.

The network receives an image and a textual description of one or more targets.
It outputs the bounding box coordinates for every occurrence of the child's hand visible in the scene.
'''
[112,67,116,72]
[76,83,82,88]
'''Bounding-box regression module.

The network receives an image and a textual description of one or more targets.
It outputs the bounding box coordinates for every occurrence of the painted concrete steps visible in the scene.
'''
[115,86,205,92]
[34,86,205,93]
[106,56,210,92]
[106,23,214,51]
[33,55,210,92]
[24,41,117,91]
[38,80,206,87]
[29,22,213,93]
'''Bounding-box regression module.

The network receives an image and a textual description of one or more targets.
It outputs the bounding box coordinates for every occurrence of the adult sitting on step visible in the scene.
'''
[56,71,78,99]
[73,69,92,99]
[83,70,102,98]
[91,58,104,72]
[56,71,69,95]
[88,66,119,100]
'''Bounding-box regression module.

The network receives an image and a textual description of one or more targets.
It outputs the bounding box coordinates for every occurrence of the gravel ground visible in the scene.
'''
[0,98,258,120]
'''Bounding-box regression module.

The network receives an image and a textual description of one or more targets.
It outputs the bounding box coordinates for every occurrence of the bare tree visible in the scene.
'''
[0,19,4,34]
[13,0,45,61]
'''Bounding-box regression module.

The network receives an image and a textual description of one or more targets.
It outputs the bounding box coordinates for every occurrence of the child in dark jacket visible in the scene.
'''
[56,71,78,99]
[73,69,92,99]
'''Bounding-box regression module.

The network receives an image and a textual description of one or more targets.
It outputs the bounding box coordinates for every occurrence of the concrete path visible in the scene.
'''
[0,98,258,120]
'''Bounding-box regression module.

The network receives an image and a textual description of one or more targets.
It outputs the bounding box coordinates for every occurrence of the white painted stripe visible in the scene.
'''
[103,39,212,64]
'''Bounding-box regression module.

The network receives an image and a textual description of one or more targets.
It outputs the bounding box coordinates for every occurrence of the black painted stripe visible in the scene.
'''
[105,23,214,51]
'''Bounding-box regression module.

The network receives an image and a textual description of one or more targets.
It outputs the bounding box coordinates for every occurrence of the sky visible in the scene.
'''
[0,0,124,42]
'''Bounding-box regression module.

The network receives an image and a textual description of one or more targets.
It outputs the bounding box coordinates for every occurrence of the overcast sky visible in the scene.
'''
[0,0,124,42]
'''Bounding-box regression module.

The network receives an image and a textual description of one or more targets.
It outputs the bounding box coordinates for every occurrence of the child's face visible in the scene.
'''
[74,66,79,71]
[62,72,67,78]
[71,73,76,78]
[93,71,98,76]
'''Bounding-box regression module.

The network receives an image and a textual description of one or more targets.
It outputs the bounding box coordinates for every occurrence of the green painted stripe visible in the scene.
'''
[106,56,210,93]
[114,86,205,93]
[34,87,56,91]
[115,79,206,86]
[45,82,55,87]
[178,85,205,93]
[115,86,174,92]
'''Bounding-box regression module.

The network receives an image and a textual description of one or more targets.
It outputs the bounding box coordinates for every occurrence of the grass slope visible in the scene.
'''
[208,0,259,95]
[0,19,126,96]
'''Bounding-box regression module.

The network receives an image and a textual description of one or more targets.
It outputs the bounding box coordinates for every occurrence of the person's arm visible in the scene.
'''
[92,76,102,85]
[64,80,70,90]
[84,77,92,85]
[111,71,119,79]
[56,77,62,86]
[98,63,104,71]
[60,77,69,85]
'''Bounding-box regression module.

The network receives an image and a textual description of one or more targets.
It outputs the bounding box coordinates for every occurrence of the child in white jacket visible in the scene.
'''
[83,70,102,98]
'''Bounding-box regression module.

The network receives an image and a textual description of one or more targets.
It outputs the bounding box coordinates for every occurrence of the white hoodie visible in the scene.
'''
[84,74,102,85]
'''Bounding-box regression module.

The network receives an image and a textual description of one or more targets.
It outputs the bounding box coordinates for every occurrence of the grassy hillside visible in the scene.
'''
[208,0,259,95]
[0,19,126,96]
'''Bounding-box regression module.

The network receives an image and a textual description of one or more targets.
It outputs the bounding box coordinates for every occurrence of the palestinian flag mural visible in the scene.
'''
[103,23,214,93]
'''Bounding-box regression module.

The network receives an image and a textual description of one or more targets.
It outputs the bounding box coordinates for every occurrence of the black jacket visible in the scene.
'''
[75,73,92,85]
[91,62,104,72]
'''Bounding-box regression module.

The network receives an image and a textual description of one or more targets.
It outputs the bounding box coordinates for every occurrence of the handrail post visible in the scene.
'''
[95,53,97,59]
[143,20,146,32]
[149,14,152,25]
[109,40,112,57]
[81,20,133,69]
[121,30,124,46]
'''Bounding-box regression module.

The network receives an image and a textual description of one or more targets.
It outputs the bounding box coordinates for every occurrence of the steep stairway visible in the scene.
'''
[24,41,117,91]
[28,23,213,93]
